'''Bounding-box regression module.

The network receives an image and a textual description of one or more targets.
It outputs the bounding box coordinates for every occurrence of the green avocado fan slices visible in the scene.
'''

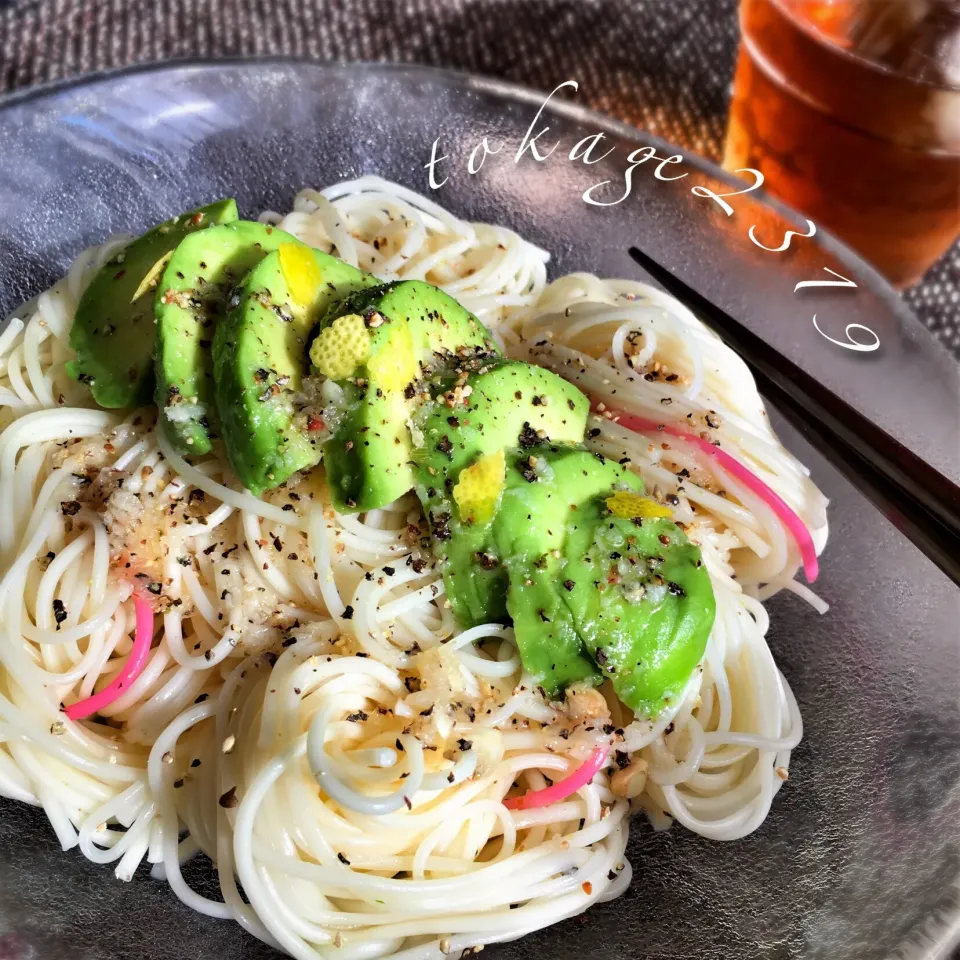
[154,220,298,457]
[64,200,717,720]
[313,279,500,513]
[412,360,590,629]
[562,494,716,714]
[68,199,238,408]
[212,244,378,495]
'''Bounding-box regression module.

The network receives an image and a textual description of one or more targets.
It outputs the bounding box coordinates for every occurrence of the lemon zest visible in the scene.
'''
[367,322,417,392]
[310,314,370,380]
[605,490,672,520]
[131,251,174,303]
[279,242,323,306]
[453,449,506,525]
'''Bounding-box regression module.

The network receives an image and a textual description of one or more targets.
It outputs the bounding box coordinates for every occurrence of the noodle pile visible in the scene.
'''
[0,177,828,959]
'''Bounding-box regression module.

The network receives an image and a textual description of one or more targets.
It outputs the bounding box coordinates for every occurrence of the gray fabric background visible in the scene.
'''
[1,0,958,354]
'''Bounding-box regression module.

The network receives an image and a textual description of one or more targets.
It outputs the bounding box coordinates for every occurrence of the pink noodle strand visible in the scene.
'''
[64,596,155,722]
[503,746,609,811]
[603,407,819,582]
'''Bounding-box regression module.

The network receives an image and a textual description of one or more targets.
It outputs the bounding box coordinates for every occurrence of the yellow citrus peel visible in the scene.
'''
[131,251,174,303]
[279,242,323,306]
[309,314,370,380]
[367,323,417,392]
[453,449,506,525]
[605,490,672,519]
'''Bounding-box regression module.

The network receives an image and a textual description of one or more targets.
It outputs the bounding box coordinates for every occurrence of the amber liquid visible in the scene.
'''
[725,0,960,287]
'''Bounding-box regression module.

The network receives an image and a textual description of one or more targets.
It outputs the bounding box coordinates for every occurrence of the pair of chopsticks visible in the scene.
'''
[628,246,960,588]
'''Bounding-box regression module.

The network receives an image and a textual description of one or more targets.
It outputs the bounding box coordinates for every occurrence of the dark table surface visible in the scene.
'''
[0,0,958,354]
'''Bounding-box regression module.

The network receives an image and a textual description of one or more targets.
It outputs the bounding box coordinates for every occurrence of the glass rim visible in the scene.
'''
[767,0,960,94]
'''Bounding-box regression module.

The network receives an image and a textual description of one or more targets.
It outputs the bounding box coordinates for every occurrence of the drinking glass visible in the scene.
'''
[724,0,960,288]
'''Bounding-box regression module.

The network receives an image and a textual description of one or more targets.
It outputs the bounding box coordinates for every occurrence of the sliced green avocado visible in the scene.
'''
[413,360,589,629]
[212,247,377,494]
[154,220,298,456]
[562,499,715,715]
[414,359,589,483]
[316,280,499,513]
[490,446,642,695]
[68,199,238,407]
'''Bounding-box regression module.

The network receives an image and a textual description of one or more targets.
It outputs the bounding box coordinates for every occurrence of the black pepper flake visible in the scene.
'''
[667,581,686,597]
[403,796,412,810]
[419,706,434,717]
[395,738,405,751]
[218,787,238,808]
[563,579,576,591]
[404,676,421,693]
[60,501,81,517]
[52,599,68,627]
[382,566,395,576]
[588,428,601,439]
[338,852,351,865]
[457,738,472,751]
[176,556,192,567]
[664,722,675,735]
[146,582,162,595]
[431,512,451,542]
[615,751,630,769]
[517,422,539,449]
[659,534,671,546]
[595,648,608,665]
[342,605,354,620]
[346,711,368,722]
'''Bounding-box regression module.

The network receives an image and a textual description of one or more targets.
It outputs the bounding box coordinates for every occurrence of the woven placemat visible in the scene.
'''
[1,0,958,355]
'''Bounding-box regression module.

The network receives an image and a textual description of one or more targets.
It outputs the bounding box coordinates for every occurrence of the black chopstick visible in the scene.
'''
[628,245,960,588]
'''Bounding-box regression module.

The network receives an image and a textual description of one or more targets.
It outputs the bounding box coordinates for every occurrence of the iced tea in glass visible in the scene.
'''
[725,0,960,287]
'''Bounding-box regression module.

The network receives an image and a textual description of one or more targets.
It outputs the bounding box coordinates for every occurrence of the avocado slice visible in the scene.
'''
[413,360,590,629]
[154,220,298,456]
[490,446,642,695]
[315,280,499,512]
[68,199,238,407]
[212,246,377,494]
[562,497,715,715]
